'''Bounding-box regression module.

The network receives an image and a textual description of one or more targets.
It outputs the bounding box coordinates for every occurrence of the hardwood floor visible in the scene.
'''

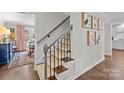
[76,49,124,80]
[0,51,33,71]
[0,63,39,80]
[0,51,38,80]
[1,49,124,80]
[0,51,39,80]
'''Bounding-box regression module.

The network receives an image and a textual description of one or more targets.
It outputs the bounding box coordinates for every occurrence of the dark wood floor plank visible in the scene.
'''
[76,49,124,80]
[1,49,124,80]
[0,63,39,80]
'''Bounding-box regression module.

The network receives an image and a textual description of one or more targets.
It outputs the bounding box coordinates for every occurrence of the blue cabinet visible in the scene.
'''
[0,43,13,64]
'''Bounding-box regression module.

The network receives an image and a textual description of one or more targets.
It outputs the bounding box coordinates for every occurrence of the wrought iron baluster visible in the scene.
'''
[57,41,59,68]
[69,30,71,59]
[64,35,65,59]
[54,45,56,76]
[43,44,48,79]
[67,32,68,60]
[61,38,62,67]
[49,48,51,79]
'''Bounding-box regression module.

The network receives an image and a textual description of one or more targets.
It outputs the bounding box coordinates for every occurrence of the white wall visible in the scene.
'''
[87,13,112,56]
[34,12,70,64]
[112,23,124,50]
[104,23,112,55]
[34,12,109,79]
[69,12,105,78]
[0,20,4,24]
[35,12,68,42]
[112,25,118,37]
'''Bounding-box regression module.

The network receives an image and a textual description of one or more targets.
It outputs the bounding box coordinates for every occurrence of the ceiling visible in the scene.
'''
[0,12,35,26]
[103,12,124,23]
[0,12,124,26]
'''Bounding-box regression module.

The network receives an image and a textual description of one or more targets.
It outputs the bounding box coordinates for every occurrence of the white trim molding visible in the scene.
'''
[66,57,105,80]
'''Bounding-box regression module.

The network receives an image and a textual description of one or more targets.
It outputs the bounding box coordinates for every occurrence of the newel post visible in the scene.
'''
[43,44,48,79]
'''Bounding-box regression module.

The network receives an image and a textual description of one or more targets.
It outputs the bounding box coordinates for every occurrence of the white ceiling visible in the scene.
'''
[1,12,124,26]
[103,12,124,23]
[0,12,35,26]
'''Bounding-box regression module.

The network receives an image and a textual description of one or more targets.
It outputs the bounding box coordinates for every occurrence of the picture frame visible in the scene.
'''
[99,19,103,30]
[82,13,92,29]
[96,32,100,45]
[87,31,96,46]
[92,16,99,29]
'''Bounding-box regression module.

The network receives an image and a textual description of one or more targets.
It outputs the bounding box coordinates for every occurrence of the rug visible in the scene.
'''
[8,51,34,68]
[0,51,34,71]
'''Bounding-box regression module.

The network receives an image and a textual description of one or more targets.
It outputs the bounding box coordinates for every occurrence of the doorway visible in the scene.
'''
[0,13,35,71]
[112,23,124,51]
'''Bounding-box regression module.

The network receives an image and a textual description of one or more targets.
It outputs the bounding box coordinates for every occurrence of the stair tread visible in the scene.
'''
[53,65,68,74]
[47,75,57,80]
[61,57,74,63]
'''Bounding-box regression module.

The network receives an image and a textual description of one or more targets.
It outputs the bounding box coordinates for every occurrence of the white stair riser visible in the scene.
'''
[56,61,75,80]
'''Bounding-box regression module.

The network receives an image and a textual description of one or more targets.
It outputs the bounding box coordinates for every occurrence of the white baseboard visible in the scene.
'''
[66,57,105,80]
[105,52,112,56]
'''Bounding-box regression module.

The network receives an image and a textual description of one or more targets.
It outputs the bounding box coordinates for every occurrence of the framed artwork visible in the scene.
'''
[82,13,92,29]
[87,31,96,46]
[96,32,100,45]
[92,16,99,29]
[99,19,103,30]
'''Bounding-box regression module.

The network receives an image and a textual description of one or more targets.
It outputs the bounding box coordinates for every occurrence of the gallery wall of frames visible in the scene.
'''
[82,13,103,46]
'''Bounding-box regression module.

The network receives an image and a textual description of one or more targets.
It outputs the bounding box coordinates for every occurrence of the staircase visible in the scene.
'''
[36,26,74,80]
